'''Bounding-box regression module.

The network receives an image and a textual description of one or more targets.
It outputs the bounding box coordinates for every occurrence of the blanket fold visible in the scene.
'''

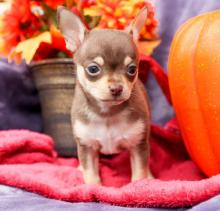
[0,130,56,164]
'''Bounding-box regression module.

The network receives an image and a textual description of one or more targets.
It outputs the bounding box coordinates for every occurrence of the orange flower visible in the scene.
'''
[44,0,65,9]
[82,0,159,55]
[77,0,96,10]
[0,0,40,56]
[0,0,160,63]
[83,0,158,40]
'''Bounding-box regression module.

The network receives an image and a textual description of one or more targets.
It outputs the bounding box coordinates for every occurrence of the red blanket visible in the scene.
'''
[0,127,220,208]
[0,56,219,208]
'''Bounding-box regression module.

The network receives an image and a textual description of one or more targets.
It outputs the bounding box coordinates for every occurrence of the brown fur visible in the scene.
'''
[58,6,152,184]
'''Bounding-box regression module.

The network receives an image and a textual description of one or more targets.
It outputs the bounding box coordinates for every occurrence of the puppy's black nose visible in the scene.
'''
[109,85,123,97]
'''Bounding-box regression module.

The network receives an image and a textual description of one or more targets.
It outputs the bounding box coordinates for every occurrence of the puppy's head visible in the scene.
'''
[58,7,148,106]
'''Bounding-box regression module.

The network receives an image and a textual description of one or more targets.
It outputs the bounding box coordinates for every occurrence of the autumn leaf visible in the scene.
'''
[50,25,66,51]
[8,31,52,64]
[138,40,161,55]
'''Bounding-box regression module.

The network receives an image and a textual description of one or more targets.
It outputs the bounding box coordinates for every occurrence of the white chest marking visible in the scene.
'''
[74,114,145,154]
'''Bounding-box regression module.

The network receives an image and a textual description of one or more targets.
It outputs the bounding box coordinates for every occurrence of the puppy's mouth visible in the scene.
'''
[100,99,125,105]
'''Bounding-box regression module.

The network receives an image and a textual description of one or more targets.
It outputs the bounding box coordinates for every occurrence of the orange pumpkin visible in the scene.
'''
[168,10,220,177]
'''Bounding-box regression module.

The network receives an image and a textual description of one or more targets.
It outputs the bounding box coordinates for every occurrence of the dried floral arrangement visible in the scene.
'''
[0,0,159,64]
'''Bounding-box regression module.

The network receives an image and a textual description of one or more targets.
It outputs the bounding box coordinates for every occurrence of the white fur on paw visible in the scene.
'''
[147,171,154,179]
[77,165,83,172]
[131,170,154,181]
[84,175,101,184]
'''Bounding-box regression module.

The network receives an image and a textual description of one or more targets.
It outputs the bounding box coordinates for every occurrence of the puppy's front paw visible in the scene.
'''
[77,165,83,172]
[78,166,101,184]
[146,171,154,179]
[131,170,154,181]
[84,173,101,184]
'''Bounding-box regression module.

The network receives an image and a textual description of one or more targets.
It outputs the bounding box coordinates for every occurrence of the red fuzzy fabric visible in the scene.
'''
[0,128,220,208]
[0,56,219,207]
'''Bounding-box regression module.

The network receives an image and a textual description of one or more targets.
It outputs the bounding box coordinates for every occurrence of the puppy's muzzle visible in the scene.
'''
[109,84,123,97]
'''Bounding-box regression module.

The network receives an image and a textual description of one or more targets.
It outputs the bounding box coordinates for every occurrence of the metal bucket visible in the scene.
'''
[29,59,76,157]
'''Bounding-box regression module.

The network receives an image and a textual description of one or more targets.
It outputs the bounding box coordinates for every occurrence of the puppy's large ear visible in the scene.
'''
[57,6,87,52]
[125,7,148,41]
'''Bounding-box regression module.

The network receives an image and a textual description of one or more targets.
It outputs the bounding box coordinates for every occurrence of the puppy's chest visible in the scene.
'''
[74,113,145,154]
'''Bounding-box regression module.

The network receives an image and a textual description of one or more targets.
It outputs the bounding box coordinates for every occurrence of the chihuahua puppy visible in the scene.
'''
[58,6,152,184]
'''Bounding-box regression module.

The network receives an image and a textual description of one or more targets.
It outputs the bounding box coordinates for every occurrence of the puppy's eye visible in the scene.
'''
[86,64,101,76]
[127,64,137,76]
